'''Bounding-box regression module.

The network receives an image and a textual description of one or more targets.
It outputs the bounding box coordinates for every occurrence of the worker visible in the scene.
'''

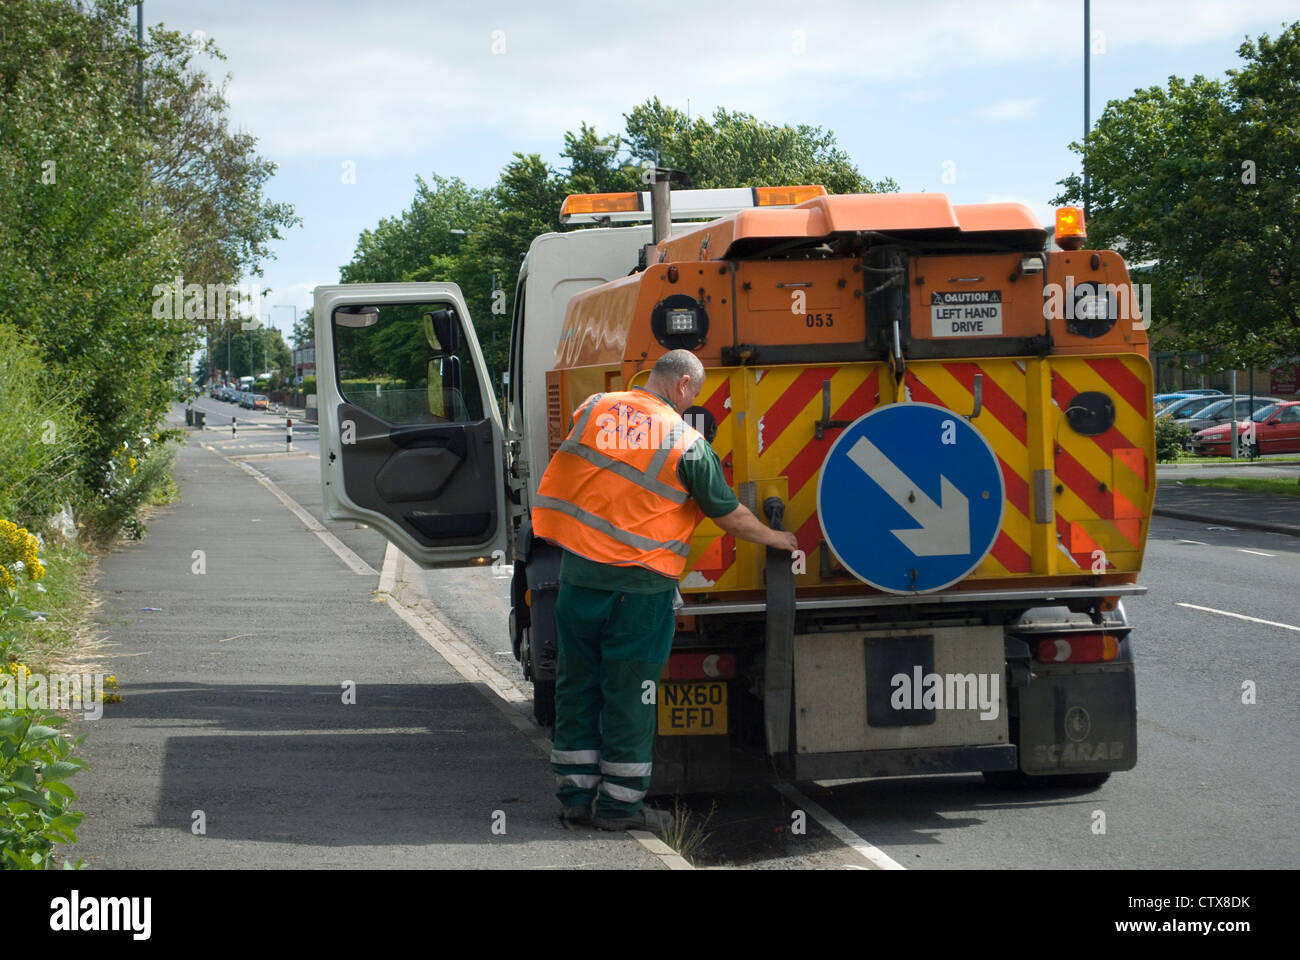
[532,349,799,831]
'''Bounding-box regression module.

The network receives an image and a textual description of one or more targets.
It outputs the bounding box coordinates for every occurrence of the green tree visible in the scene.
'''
[197,321,290,380]
[145,31,299,287]
[292,308,314,349]
[622,98,898,193]
[1055,23,1300,370]
[0,0,295,503]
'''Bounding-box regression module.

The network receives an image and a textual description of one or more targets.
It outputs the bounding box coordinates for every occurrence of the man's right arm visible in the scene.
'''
[713,503,799,553]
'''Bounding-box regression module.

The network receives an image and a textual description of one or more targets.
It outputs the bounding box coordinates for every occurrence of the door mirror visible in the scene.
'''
[425,308,461,355]
[335,304,380,328]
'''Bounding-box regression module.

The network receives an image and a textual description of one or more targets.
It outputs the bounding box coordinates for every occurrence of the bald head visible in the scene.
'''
[646,350,705,413]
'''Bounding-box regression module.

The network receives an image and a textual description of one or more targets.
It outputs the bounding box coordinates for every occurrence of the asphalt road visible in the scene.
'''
[81,398,1298,869]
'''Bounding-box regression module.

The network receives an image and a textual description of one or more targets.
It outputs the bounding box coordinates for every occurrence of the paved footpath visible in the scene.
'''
[69,418,664,869]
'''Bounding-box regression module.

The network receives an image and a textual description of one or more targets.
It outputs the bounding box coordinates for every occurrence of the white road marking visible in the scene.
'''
[1236,548,1277,558]
[1173,539,1208,546]
[1177,602,1300,633]
[773,782,905,870]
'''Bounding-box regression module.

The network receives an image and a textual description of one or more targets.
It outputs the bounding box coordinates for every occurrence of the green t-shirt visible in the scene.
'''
[559,392,740,593]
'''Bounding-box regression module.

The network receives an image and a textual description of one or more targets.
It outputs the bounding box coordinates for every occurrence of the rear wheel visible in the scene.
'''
[533,675,555,729]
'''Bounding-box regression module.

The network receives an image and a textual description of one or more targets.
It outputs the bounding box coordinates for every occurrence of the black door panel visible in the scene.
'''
[340,403,498,548]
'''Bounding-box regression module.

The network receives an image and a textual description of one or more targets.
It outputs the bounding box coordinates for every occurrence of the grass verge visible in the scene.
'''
[1167,450,1300,464]
[1175,477,1300,496]
[3,541,97,676]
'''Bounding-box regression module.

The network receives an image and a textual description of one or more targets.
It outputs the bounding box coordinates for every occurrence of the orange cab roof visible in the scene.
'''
[656,192,1045,262]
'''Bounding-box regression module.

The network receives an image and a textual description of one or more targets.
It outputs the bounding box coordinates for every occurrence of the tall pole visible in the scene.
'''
[136,3,144,111]
[1083,0,1091,218]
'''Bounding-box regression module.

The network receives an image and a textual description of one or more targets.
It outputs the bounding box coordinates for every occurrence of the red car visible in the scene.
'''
[1192,401,1300,456]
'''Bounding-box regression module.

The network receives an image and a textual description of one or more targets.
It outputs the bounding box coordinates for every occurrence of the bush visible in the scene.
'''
[1155,416,1194,462]
[301,376,316,395]
[0,325,81,527]
[0,705,87,870]
[0,520,85,870]
[80,441,179,543]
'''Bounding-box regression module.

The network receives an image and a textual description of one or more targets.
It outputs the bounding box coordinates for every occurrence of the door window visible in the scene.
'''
[332,302,484,424]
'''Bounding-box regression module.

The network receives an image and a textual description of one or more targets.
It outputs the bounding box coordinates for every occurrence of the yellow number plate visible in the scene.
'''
[657,682,727,736]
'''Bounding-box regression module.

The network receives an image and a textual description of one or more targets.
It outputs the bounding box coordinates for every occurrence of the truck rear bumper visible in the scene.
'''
[793,744,1017,781]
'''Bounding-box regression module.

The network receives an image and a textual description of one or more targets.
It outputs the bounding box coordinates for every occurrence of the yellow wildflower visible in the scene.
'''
[128,457,138,474]
[0,517,45,585]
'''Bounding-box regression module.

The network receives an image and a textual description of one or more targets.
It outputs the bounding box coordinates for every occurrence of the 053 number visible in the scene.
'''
[805,312,834,327]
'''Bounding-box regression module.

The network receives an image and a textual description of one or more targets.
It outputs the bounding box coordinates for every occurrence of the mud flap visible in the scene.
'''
[1017,660,1137,775]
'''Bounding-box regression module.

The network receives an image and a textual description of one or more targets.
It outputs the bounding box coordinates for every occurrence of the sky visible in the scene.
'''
[143,0,1298,344]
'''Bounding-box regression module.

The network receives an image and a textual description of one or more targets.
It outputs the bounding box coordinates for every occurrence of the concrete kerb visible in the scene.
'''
[1151,506,1300,538]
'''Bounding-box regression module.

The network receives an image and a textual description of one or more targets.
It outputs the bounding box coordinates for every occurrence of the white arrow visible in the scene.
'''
[846,436,971,557]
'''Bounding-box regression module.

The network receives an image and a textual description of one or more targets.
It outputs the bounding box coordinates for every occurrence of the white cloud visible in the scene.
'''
[979,98,1043,123]
[148,0,1299,161]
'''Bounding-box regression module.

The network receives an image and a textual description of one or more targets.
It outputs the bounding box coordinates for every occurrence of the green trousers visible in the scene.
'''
[550,583,676,819]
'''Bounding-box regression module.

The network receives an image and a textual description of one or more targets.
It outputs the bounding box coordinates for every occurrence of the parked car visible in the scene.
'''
[1154,390,1222,411]
[239,392,254,408]
[253,394,269,410]
[1174,396,1285,434]
[1157,395,1222,420]
[1178,388,1224,396]
[1193,401,1300,456]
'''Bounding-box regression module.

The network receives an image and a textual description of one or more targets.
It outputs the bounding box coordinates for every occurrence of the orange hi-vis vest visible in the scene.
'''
[532,389,707,579]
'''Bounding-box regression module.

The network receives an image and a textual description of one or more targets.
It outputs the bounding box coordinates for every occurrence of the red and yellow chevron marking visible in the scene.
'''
[753,364,881,587]
[681,353,1153,594]
[683,371,739,590]
[684,364,884,590]
[1049,355,1153,572]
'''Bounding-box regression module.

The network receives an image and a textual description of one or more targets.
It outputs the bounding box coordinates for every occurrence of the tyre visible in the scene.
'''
[533,676,555,729]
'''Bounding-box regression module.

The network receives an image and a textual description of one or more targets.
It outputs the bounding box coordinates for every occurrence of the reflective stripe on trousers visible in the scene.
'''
[552,749,600,765]
[599,780,647,804]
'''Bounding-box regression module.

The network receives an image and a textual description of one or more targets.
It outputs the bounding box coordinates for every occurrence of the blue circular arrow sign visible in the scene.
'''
[817,402,1005,594]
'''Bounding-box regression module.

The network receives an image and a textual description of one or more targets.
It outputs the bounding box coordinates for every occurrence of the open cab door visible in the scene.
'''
[313,283,508,567]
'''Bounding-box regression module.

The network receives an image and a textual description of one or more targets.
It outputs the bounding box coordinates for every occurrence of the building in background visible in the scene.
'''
[292,341,315,385]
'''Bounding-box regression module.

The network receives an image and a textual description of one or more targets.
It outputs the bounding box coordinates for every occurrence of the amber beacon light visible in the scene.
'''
[1055,206,1087,250]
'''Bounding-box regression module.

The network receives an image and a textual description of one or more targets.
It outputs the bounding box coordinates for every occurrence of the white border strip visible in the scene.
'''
[1177,602,1300,633]
[774,782,906,870]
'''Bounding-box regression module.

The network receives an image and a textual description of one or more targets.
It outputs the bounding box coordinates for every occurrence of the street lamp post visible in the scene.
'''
[1083,0,1091,219]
